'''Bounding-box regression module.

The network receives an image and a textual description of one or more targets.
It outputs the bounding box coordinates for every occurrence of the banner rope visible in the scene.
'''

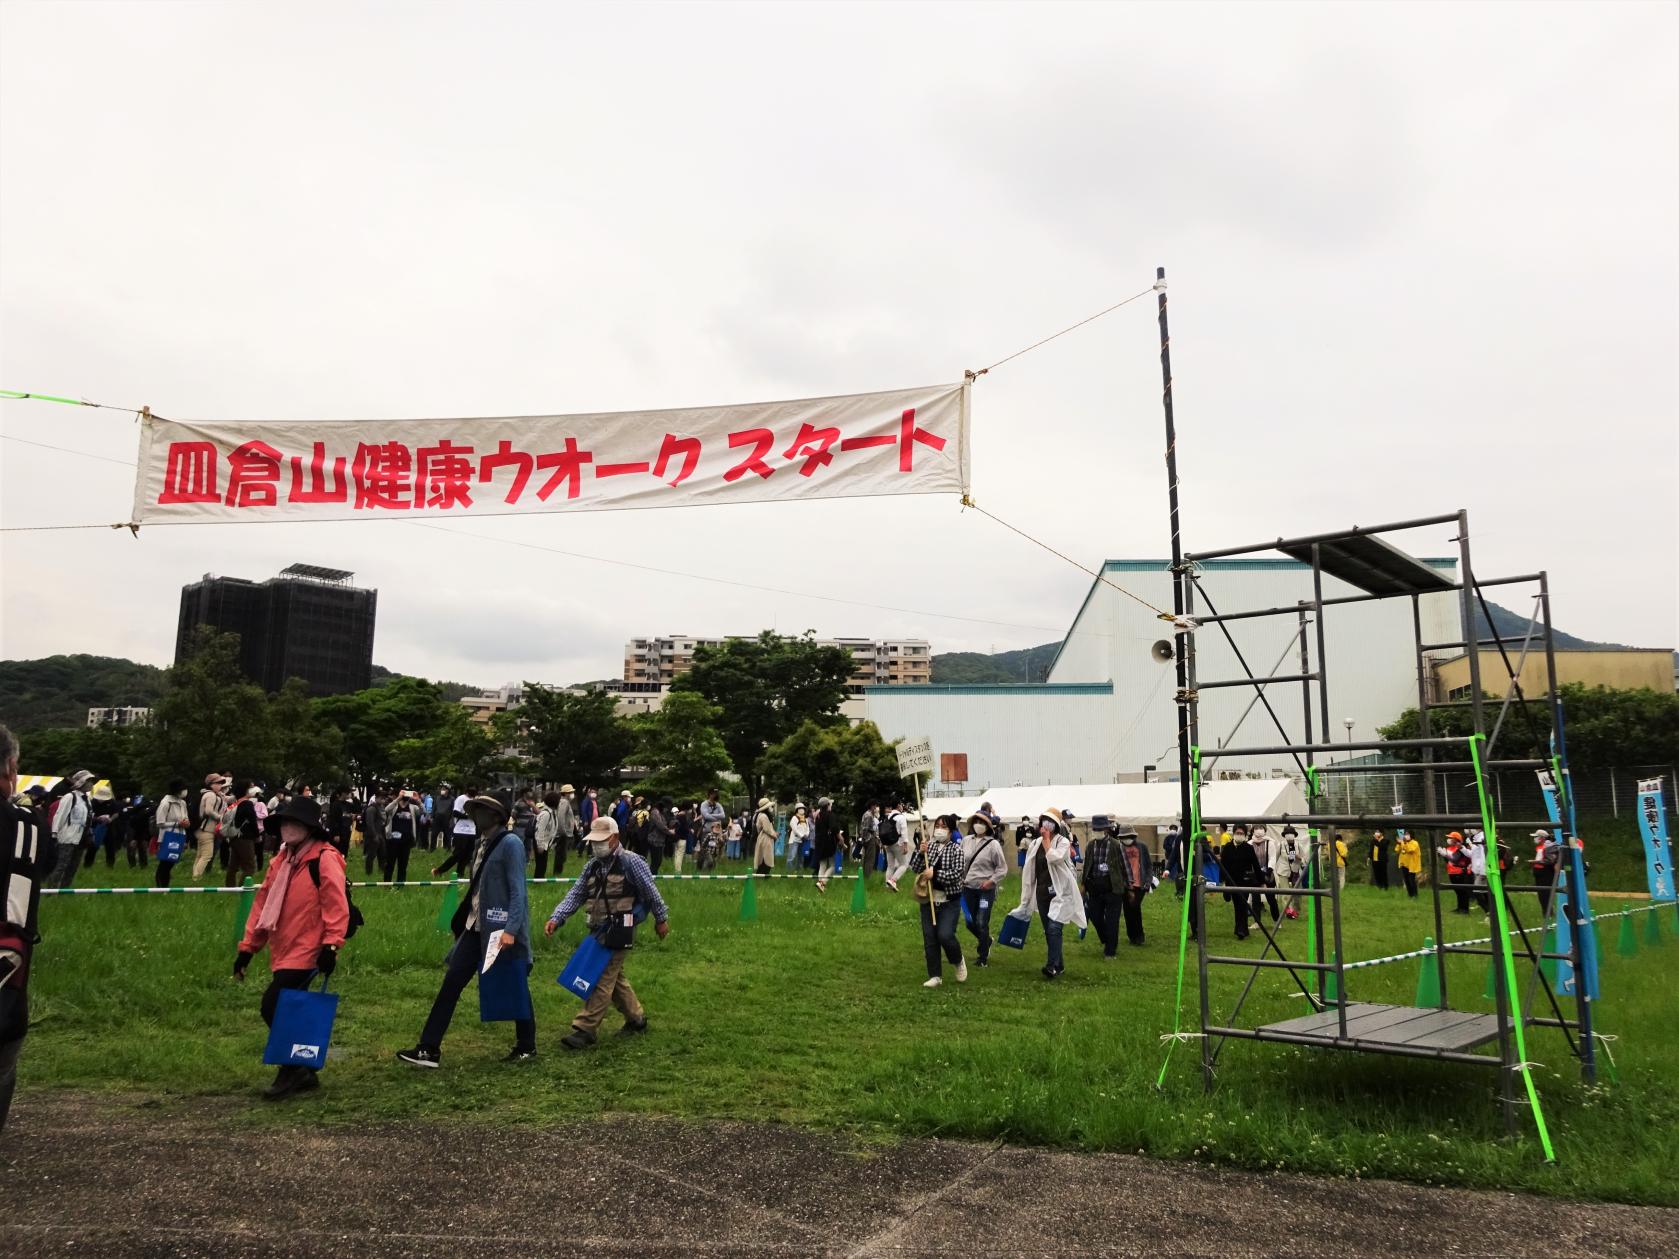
[965,287,1156,379]
[40,870,879,895]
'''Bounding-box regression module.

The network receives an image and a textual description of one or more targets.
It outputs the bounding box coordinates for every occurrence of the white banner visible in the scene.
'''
[132,382,969,524]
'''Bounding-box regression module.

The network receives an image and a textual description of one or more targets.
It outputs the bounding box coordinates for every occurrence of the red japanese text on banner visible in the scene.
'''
[132,383,970,524]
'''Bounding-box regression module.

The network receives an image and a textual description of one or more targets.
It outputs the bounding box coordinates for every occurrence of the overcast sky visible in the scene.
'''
[3,0,1675,690]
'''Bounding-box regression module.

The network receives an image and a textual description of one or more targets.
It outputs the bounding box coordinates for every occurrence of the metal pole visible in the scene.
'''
[1156,265,1193,845]
[1298,605,1325,1003]
[1414,593,1449,1007]
[1313,543,1348,1036]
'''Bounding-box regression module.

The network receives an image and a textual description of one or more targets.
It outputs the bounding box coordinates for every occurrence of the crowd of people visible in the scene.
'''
[1,718,1575,1118]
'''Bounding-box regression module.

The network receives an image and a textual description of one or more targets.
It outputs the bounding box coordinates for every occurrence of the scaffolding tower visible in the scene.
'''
[1167,511,1596,1148]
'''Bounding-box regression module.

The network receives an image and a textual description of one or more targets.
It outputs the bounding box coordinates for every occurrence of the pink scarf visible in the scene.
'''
[256,842,311,933]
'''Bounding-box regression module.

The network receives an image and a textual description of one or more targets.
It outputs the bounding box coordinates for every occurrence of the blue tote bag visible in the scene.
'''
[556,932,612,1000]
[998,912,1031,950]
[478,953,534,1022]
[263,978,339,1067]
[158,828,187,864]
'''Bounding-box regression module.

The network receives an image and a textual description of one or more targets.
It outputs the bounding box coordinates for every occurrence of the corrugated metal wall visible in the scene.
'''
[1050,559,1460,777]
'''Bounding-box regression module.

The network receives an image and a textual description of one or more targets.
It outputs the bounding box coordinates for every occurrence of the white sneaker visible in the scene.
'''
[955,960,968,983]
[922,976,942,988]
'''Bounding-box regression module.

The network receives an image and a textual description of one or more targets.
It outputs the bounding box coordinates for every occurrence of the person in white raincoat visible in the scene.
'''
[1008,809,1087,980]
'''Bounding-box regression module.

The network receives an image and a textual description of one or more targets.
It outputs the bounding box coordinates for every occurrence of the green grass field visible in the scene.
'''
[22,842,1679,1206]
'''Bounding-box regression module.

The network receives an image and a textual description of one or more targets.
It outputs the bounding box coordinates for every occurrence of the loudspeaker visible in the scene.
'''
[1151,639,1175,664]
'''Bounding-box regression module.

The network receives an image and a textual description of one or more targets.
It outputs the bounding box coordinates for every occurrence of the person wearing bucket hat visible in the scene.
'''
[398,795,535,1068]
[1005,809,1087,979]
[234,795,351,1099]
[545,815,670,1049]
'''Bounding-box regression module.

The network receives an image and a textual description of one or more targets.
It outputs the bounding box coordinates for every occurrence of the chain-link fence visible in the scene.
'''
[1314,762,1677,823]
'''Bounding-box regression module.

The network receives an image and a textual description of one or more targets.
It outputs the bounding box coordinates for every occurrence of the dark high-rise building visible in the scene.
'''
[176,564,377,696]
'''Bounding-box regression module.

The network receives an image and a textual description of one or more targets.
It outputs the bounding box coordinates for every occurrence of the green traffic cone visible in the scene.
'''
[1617,913,1639,957]
[1645,910,1664,946]
[1325,950,1340,1003]
[739,873,759,922]
[231,876,255,947]
[1415,937,1441,1008]
[850,870,868,914]
[434,881,459,932]
[1483,952,1498,1000]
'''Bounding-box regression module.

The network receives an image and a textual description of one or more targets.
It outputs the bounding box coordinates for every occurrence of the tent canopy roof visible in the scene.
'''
[927,779,1307,828]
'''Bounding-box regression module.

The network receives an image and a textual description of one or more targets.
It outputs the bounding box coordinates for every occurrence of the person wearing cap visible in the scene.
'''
[1443,831,1474,913]
[813,797,840,892]
[1082,820,1128,958]
[960,810,1008,966]
[1114,825,1153,946]
[750,797,777,874]
[234,795,350,1099]
[1007,810,1087,979]
[191,774,228,881]
[1530,828,1563,915]
[398,795,535,1068]
[1395,830,1423,899]
[611,789,633,839]
[48,770,94,888]
[545,815,670,1048]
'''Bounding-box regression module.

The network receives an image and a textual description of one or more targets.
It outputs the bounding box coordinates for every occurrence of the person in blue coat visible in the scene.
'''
[397,795,534,1067]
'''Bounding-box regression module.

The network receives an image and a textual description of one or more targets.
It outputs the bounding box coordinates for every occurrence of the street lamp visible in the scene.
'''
[1343,717,1355,745]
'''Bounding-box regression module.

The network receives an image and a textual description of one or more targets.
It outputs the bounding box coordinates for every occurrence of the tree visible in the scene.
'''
[514,684,637,787]
[671,632,855,800]
[631,691,733,800]
[267,678,345,788]
[314,675,457,786]
[1377,683,1679,769]
[15,724,145,796]
[759,720,909,820]
[140,627,274,793]
[390,704,499,786]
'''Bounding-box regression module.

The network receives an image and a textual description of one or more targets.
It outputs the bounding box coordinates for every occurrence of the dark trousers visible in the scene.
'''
[647,844,664,875]
[0,986,26,1135]
[1535,866,1557,917]
[155,860,177,888]
[226,837,257,887]
[381,841,412,884]
[534,849,549,879]
[1402,869,1419,898]
[419,930,535,1053]
[1121,890,1146,944]
[363,835,383,875]
[1449,871,1474,912]
[961,887,995,962]
[1087,886,1122,956]
[1234,892,1263,938]
[1040,911,1064,972]
[1371,858,1389,890]
[919,898,963,978]
[260,968,318,1079]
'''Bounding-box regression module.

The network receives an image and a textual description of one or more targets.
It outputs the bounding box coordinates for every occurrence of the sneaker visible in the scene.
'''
[922,976,942,988]
[1041,965,1058,980]
[886,880,898,892]
[976,958,989,968]
[560,1029,597,1051]
[502,1048,537,1063]
[955,960,968,983]
[1284,907,1299,920]
[396,1046,440,1069]
[615,1018,649,1038]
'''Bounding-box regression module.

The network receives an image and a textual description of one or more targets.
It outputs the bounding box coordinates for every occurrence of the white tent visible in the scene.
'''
[928,778,1307,829]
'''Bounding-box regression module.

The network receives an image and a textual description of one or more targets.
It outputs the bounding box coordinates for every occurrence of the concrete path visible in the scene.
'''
[2,1093,1673,1257]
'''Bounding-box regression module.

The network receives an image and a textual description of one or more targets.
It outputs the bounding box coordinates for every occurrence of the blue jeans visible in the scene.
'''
[962,887,996,962]
[1040,912,1064,972]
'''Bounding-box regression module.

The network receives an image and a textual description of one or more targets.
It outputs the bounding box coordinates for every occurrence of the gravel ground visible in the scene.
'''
[1,1092,1674,1258]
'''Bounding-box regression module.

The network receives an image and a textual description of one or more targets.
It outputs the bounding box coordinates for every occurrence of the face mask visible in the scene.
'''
[933,828,950,842]
[972,822,988,835]
[591,841,612,860]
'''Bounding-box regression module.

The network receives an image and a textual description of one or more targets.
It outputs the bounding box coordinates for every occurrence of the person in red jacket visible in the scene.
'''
[234,796,350,1099]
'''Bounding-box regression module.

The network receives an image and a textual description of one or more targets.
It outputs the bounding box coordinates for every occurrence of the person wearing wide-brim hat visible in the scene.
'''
[1005,808,1087,979]
[752,797,778,874]
[398,795,535,1068]
[235,795,351,1099]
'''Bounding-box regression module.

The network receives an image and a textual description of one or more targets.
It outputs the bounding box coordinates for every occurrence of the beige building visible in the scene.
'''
[1430,648,1674,702]
[624,635,931,695]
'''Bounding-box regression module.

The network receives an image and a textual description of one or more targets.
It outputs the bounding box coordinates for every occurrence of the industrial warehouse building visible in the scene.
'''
[864,557,1461,796]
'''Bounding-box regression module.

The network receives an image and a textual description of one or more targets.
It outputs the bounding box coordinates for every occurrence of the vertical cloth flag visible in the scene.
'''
[132,383,970,525]
[1636,778,1675,903]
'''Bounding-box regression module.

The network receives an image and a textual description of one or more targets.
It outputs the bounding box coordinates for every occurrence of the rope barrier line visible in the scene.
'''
[966,287,1156,378]
[1333,902,1666,972]
[39,871,871,895]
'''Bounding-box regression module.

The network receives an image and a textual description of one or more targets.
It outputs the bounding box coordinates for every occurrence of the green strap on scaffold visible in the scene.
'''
[1156,746,1204,1088]
[1470,732,1557,1163]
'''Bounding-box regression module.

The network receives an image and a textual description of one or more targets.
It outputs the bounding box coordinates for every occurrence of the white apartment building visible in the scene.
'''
[624,635,931,695]
[86,706,152,728]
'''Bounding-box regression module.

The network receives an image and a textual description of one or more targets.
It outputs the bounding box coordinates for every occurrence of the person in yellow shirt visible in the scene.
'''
[1395,831,1423,898]
[1332,832,1349,890]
